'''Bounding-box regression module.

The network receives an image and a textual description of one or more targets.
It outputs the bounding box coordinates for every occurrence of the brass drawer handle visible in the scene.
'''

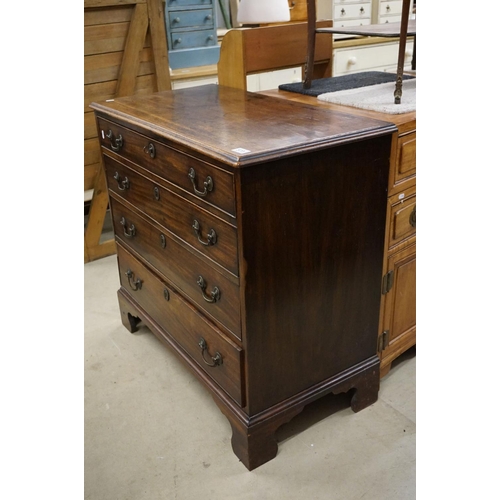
[192,219,217,246]
[188,168,213,197]
[106,130,123,151]
[143,142,156,158]
[113,172,130,191]
[197,275,220,303]
[125,269,142,291]
[409,206,416,228]
[198,337,223,367]
[120,217,136,238]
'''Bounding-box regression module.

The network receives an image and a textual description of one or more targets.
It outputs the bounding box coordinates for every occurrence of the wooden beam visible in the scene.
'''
[146,0,172,91]
[116,3,149,96]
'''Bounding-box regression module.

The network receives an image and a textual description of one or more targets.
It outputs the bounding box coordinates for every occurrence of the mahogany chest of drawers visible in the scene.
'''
[91,85,397,470]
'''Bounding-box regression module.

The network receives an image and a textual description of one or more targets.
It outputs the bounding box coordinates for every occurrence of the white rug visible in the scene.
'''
[317,78,416,114]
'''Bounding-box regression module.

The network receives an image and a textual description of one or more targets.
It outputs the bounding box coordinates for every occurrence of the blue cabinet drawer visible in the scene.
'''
[168,9,214,29]
[170,29,217,49]
[167,0,213,7]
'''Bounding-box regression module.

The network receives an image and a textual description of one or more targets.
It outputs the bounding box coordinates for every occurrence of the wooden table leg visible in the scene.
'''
[394,0,411,104]
[303,0,317,89]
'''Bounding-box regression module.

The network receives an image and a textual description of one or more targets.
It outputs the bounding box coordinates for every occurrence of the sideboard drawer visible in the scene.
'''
[170,29,216,49]
[387,188,416,249]
[98,118,236,216]
[104,157,239,276]
[168,9,214,29]
[334,3,371,20]
[117,244,244,406]
[110,197,242,339]
[379,0,403,18]
[396,131,416,180]
[166,0,213,6]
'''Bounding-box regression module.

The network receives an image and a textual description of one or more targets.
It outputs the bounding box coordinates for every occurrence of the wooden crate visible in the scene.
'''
[84,0,171,263]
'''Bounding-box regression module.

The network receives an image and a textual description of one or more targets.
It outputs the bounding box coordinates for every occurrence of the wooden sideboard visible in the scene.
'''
[91,84,398,469]
[261,88,416,377]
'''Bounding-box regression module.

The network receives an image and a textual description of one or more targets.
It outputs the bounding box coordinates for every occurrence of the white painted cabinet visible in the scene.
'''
[317,0,416,76]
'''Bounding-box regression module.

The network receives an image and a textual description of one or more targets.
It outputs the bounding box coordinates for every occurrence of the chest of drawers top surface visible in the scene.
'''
[90,85,396,167]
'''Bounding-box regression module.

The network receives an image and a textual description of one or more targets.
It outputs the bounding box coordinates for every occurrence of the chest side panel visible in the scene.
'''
[239,135,392,414]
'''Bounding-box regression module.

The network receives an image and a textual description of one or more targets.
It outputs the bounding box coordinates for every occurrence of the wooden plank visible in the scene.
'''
[85,162,100,191]
[84,48,154,85]
[146,0,172,91]
[85,162,110,250]
[84,74,157,111]
[84,111,99,140]
[243,21,332,73]
[217,30,246,90]
[84,0,145,8]
[84,22,129,55]
[116,3,149,96]
[85,137,102,168]
[84,5,133,26]
[86,239,117,262]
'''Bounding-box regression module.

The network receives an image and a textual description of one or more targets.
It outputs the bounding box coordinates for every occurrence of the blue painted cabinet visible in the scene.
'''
[165,0,220,69]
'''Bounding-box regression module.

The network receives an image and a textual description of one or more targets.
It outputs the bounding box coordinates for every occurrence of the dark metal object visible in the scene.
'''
[198,337,223,367]
[120,217,136,238]
[188,167,213,197]
[164,288,170,301]
[106,130,123,151]
[113,172,129,191]
[160,233,167,249]
[125,269,142,291]
[192,219,217,246]
[382,270,394,295]
[144,142,156,158]
[153,186,160,201]
[197,275,220,303]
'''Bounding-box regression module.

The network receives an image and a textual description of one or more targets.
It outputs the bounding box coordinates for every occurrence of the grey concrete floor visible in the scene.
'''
[85,254,416,500]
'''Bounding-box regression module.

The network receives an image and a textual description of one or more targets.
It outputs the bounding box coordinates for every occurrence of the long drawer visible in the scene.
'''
[117,243,244,405]
[168,9,214,30]
[110,196,242,339]
[97,118,236,216]
[104,156,239,276]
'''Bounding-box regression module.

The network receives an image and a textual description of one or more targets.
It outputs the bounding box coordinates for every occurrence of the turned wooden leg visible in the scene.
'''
[117,290,141,333]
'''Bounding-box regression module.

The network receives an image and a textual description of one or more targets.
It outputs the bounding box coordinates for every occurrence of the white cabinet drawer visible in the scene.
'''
[334,3,372,20]
[334,40,414,75]
[379,0,403,18]
[333,18,372,29]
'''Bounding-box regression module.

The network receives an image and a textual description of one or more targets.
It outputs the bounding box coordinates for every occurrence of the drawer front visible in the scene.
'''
[110,197,242,339]
[168,9,214,29]
[117,244,244,406]
[387,188,416,249]
[333,40,414,74]
[396,131,416,183]
[334,3,371,20]
[333,18,371,29]
[104,157,239,275]
[170,29,216,49]
[167,0,213,7]
[379,1,403,18]
[97,118,236,216]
